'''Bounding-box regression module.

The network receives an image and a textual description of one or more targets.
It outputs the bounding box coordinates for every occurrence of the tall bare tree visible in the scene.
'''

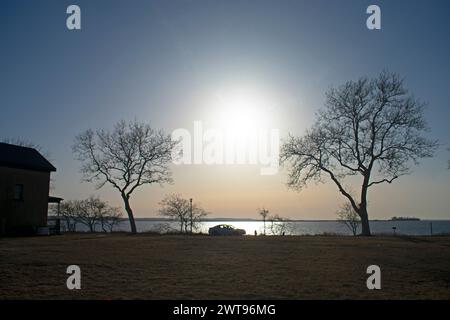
[281,72,438,236]
[159,194,209,233]
[73,120,177,233]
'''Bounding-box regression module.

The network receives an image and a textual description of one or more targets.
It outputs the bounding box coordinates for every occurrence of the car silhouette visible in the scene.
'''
[208,224,246,236]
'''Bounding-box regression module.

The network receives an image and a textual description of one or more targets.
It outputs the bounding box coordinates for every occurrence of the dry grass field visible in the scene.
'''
[0,234,449,299]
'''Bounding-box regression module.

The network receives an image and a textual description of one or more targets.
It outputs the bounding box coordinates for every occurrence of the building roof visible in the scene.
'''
[48,196,64,203]
[0,142,56,172]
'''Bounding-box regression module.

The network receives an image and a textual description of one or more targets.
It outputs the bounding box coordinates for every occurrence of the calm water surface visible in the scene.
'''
[67,219,450,236]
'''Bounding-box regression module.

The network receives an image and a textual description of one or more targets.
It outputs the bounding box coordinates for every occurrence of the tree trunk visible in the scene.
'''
[359,174,371,236]
[359,206,371,236]
[121,193,137,234]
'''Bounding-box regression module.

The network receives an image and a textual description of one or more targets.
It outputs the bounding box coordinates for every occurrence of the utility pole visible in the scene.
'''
[190,198,193,234]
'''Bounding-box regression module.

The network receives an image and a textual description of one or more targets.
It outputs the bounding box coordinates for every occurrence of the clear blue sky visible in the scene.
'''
[1,0,449,218]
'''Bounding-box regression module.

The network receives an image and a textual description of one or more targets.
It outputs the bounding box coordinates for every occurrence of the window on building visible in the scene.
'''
[14,184,24,201]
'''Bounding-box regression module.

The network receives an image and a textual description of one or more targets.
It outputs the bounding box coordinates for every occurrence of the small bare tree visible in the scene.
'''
[258,208,269,235]
[76,196,104,232]
[336,202,360,236]
[58,197,122,232]
[281,71,438,236]
[73,120,177,233]
[58,201,79,232]
[159,194,189,233]
[97,206,123,232]
[268,214,294,235]
[159,194,209,234]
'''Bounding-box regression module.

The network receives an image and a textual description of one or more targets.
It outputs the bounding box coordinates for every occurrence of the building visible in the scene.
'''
[0,142,56,235]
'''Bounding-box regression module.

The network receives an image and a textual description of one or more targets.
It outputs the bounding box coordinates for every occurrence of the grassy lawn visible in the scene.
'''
[0,234,449,299]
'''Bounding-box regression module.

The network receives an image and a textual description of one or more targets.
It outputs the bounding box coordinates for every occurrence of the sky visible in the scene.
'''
[0,0,449,219]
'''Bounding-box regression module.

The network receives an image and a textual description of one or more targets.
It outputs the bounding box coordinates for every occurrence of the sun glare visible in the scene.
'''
[213,87,272,133]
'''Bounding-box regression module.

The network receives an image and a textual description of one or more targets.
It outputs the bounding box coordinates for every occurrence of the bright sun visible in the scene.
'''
[213,87,271,133]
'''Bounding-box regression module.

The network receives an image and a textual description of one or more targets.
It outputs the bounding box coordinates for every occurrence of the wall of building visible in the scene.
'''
[0,166,50,233]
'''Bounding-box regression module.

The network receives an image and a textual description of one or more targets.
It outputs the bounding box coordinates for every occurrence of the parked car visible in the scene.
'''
[208,224,246,236]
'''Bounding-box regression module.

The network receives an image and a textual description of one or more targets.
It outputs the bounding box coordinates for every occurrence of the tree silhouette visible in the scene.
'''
[281,72,438,236]
[268,214,293,235]
[336,202,360,236]
[259,208,269,235]
[159,194,209,233]
[56,196,122,232]
[73,120,177,233]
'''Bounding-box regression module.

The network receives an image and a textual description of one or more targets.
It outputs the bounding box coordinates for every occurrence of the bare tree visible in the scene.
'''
[159,194,189,233]
[281,71,438,236]
[159,194,209,234]
[73,120,177,233]
[268,214,294,235]
[58,197,122,232]
[336,202,360,236]
[58,201,79,232]
[258,208,269,235]
[97,205,123,232]
[76,196,104,232]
